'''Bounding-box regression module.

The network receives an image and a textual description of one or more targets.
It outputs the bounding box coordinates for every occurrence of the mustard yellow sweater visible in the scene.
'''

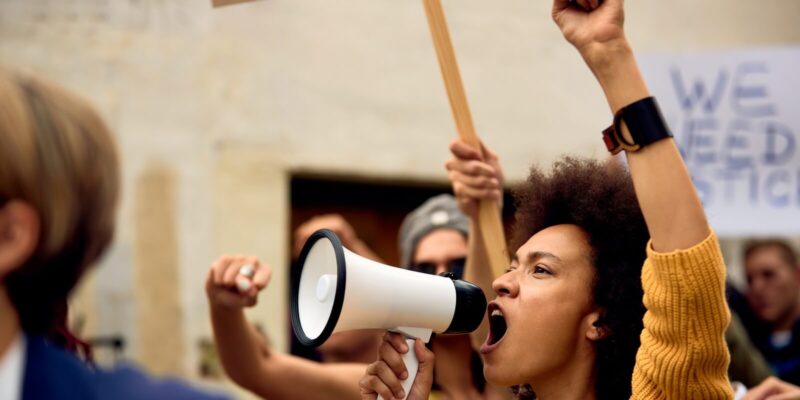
[632,232,733,399]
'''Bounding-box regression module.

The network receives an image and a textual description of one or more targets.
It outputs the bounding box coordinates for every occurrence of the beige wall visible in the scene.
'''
[1,0,799,387]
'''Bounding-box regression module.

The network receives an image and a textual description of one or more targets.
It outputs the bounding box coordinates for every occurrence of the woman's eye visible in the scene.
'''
[532,266,551,275]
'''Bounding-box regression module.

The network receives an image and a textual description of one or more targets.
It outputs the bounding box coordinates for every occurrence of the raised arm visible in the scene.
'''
[552,0,708,252]
[552,2,732,399]
[206,255,363,400]
[445,139,504,350]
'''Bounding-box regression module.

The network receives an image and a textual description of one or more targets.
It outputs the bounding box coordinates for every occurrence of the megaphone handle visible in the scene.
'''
[377,338,418,400]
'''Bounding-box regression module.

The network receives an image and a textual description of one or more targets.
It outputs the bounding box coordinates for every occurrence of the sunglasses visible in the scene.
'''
[409,257,466,280]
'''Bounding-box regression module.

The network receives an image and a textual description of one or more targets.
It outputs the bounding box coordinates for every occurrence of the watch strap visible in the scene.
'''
[602,97,673,154]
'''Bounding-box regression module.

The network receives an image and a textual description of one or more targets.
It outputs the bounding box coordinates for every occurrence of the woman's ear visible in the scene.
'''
[585,311,609,341]
[0,201,40,279]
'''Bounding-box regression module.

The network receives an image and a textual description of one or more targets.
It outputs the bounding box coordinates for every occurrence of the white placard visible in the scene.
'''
[639,48,800,236]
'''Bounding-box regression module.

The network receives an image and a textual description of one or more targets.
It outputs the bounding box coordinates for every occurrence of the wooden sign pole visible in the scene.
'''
[422,0,510,278]
[211,0,260,8]
[210,0,510,277]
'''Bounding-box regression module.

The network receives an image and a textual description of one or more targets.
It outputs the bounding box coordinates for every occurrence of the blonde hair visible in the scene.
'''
[0,68,120,334]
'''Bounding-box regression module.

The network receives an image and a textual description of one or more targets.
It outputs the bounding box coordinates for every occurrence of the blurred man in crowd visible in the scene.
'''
[396,194,502,400]
[744,240,800,384]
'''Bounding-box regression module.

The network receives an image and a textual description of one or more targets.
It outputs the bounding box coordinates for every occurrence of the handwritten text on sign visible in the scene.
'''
[640,48,800,236]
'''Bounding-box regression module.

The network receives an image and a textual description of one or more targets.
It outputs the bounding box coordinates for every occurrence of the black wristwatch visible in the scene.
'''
[602,96,673,154]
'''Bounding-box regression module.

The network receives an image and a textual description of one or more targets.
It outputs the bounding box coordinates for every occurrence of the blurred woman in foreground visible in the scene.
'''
[0,69,226,400]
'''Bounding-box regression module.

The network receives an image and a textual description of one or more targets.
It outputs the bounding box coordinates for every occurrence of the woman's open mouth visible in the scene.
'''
[481,303,507,354]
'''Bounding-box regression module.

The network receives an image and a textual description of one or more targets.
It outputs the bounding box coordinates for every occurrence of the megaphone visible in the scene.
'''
[291,229,486,400]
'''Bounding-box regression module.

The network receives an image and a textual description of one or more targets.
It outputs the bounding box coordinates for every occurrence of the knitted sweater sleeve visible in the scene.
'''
[631,232,733,400]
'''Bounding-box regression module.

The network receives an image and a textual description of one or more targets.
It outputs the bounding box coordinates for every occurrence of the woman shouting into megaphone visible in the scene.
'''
[359,0,734,399]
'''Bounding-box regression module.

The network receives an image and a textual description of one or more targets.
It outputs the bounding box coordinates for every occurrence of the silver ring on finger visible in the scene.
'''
[238,264,255,279]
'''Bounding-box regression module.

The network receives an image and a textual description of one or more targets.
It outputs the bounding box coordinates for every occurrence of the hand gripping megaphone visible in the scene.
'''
[291,229,487,400]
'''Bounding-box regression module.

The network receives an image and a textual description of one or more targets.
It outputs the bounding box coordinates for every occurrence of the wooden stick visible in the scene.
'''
[211,0,260,8]
[422,0,509,279]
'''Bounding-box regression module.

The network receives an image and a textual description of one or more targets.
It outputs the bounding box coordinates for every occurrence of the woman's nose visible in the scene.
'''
[492,269,518,297]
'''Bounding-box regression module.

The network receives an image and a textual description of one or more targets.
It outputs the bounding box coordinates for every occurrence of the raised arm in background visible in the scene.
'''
[445,140,504,351]
[551,0,709,252]
[552,0,732,398]
[206,255,363,400]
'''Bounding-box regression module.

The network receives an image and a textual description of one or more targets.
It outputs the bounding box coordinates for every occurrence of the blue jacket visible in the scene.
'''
[22,336,230,400]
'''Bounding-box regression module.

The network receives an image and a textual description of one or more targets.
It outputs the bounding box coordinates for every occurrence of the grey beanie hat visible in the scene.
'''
[398,194,470,268]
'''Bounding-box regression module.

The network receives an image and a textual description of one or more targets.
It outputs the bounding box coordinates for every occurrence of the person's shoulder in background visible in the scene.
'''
[23,336,230,400]
[93,363,230,400]
[23,336,99,400]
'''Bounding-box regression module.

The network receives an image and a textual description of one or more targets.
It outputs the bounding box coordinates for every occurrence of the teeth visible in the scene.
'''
[488,306,508,346]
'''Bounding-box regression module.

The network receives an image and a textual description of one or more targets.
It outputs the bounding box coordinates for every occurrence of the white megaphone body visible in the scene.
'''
[292,229,487,400]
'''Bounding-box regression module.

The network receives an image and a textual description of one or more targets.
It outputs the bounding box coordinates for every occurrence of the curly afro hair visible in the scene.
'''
[509,157,649,400]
